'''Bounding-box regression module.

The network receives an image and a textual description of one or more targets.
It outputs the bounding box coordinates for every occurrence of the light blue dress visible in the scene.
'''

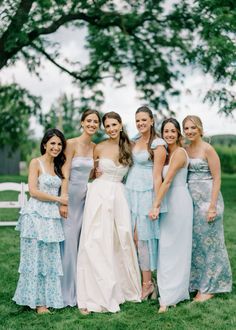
[126,138,167,271]
[157,149,193,306]
[188,158,232,293]
[60,156,93,307]
[13,159,64,309]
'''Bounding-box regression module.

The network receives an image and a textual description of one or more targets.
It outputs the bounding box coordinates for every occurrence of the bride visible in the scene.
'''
[77,111,141,313]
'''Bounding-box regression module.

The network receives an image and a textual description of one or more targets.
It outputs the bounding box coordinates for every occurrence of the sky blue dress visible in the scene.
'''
[60,156,93,307]
[13,159,64,309]
[126,138,167,271]
[188,158,232,294]
[157,149,193,306]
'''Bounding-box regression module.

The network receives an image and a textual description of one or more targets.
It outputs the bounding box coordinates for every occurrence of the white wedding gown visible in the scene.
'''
[77,158,141,313]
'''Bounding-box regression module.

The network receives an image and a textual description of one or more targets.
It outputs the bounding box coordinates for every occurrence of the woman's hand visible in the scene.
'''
[60,204,68,218]
[59,195,68,206]
[149,206,160,220]
[95,167,103,178]
[207,206,217,222]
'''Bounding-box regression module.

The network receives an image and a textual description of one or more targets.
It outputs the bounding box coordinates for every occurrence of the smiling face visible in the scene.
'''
[81,113,100,136]
[44,135,63,158]
[104,117,122,139]
[162,122,179,146]
[183,119,202,142]
[135,111,153,135]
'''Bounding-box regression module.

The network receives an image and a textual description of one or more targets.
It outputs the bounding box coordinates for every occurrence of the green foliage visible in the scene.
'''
[215,145,236,174]
[40,93,105,141]
[0,83,42,159]
[0,174,235,329]
[0,1,235,116]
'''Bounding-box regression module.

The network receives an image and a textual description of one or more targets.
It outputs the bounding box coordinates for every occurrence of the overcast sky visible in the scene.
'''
[1,25,235,138]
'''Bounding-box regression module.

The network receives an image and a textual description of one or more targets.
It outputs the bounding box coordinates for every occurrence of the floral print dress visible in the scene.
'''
[13,159,65,309]
[188,158,232,294]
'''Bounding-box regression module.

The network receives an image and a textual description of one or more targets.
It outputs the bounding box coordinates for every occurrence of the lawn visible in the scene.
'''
[0,175,235,330]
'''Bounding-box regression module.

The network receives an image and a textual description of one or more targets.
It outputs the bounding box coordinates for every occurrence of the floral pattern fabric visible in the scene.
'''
[188,158,232,293]
[13,172,65,308]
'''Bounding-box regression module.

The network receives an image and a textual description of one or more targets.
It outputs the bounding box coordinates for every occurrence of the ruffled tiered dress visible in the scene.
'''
[13,164,64,309]
[125,138,167,271]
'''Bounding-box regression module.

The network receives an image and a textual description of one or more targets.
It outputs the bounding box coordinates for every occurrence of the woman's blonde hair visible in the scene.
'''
[182,115,203,137]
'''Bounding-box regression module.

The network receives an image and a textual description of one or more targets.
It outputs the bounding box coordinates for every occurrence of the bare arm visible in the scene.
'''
[59,141,74,217]
[205,145,221,221]
[153,146,166,198]
[150,149,186,219]
[28,159,67,204]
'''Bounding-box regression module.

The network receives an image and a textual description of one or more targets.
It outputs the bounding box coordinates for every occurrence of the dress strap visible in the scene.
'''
[169,147,189,167]
[38,158,46,174]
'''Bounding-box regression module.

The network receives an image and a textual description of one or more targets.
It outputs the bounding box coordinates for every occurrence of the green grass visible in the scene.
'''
[0,175,235,330]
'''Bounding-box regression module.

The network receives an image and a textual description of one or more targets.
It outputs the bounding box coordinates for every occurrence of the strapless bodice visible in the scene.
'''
[98,158,128,182]
[70,156,93,183]
[188,158,212,182]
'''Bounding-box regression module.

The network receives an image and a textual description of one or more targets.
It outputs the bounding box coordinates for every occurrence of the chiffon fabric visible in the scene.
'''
[125,138,167,271]
[188,158,232,294]
[60,156,93,307]
[13,159,64,309]
[157,149,193,306]
[77,158,141,313]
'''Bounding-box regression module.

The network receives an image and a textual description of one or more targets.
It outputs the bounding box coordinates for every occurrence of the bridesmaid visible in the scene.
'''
[149,118,193,313]
[13,129,67,313]
[126,106,167,300]
[59,109,101,307]
[182,115,232,302]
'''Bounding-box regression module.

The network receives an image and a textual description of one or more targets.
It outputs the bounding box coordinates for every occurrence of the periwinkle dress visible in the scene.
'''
[188,158,232,293]
[60,156,93,307]
[61,156,93,307]
[157,149,193,306]
[126,138,167,271]
[13,159,64,309]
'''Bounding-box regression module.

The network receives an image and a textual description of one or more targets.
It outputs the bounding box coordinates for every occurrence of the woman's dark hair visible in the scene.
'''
[135,106,159,161]
[81,109,101,127]
[102,111,133,166]
[40,128,66,179]
[161,118,183,146]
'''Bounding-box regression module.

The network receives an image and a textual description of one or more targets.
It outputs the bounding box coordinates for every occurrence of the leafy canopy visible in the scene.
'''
[0,0,235,116]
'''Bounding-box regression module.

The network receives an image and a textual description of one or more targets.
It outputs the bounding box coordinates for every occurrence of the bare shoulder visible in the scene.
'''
[174,148,187,160]
[29,158,40,171]
[95,139,108,150]
[204,141,216,155]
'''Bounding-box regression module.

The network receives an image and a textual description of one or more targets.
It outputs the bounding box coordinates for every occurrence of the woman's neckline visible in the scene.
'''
[72,155,93,160]
[99,157,124,167]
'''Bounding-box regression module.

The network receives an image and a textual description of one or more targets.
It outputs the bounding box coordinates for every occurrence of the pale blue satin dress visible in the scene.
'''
[157,149,193,306]
[126,138,167,271]
[60,156,93,307]
[188,158,232,294]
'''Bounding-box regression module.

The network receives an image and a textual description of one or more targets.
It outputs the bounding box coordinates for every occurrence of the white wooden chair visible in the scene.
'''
[0,182,29,226]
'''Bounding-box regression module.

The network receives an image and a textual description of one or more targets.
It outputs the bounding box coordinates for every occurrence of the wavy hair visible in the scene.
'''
[40,128,66,179]
[102,112,133,166]
[135,106,159,161]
